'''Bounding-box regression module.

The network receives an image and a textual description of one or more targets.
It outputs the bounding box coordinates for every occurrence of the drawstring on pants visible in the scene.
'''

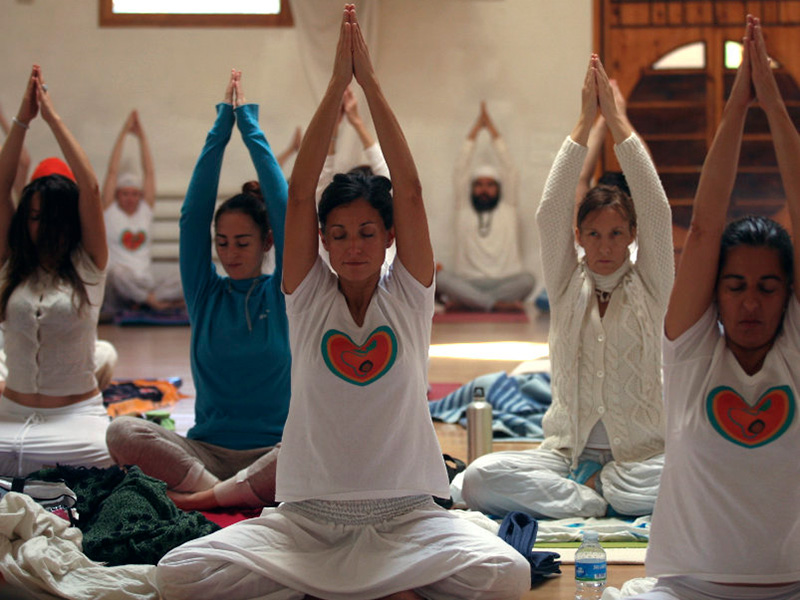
[13,412,44,476]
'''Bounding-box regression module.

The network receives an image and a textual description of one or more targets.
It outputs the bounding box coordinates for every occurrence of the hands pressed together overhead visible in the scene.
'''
[332,4,375,90]
[224,68,247,108]
[729,15,782,113]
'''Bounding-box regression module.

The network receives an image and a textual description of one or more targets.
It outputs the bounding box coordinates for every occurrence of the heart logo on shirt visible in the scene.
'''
[321,326,397,386]
[706,385,795,448]
[121,230,146,251]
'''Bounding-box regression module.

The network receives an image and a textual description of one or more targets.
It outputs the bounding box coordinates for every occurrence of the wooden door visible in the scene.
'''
[595,0,800,256]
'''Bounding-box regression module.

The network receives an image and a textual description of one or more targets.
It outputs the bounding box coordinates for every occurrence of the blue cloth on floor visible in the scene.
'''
[428,371,551,441]
[498,511,561,585]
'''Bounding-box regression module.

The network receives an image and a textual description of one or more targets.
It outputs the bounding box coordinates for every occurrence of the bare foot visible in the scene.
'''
[445,300,480,312]
[167,488,220,511]
[491,300,525,313]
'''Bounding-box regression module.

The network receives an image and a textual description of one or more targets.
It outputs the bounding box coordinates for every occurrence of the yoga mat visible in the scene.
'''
[114,307,190,326]
[432,311,529,324]
[201,508,262,528]
[534,545,647,565]
[428,382,462,399]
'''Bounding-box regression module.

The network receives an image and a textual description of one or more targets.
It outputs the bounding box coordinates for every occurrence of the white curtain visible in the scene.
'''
[291,0,380,172]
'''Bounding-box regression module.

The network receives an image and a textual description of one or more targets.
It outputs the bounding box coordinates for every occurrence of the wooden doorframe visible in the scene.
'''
[594,0,800,170]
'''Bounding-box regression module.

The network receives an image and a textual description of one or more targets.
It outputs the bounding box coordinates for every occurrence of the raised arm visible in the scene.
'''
[750,19,800,301]
[0,102,30,202]
[536,57,598,298]
[0,67,40,266]
[179,71,236,309]
[453,105,484,210]
[665,20,754,339]
[351,7,431,285]
[315,93,347,202]
[131,111,156,208]
[101,111,133,210]
[595,59,674,300]
[234,74,288,277]
[575,114,607,204]
[285,8,354,293]
[37,70,106,270]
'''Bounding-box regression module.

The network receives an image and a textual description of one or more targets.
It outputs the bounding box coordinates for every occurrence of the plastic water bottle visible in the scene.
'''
[466,386,492,463]
[574,530,606,599]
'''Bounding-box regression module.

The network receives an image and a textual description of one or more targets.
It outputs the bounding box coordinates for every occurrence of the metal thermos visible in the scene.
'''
[467,386,493,463]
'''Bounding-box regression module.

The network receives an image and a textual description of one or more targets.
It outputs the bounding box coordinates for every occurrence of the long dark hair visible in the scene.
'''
[214,180,272,243]
[0,175,89,320]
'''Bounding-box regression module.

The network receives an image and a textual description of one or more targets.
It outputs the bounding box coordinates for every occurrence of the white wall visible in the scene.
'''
[0,0,592,288]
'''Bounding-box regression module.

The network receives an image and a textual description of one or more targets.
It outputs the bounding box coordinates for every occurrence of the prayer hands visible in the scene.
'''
[578,55,599,128]
[16,65,41,126]
[332,5,375,89]
[224,69,246,108]
[124,109,144,137]
[36,68,58,125]
[343,86,361,124]
[749,15,781,113]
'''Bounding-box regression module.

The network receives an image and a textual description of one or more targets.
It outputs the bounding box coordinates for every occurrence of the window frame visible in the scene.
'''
[98,0,293,28]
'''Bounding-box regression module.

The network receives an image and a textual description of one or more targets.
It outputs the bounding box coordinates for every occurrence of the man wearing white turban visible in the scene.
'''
[436,102,534,312]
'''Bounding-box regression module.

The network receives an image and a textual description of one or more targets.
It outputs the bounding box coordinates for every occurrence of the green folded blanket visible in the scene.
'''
[29,465,220,566]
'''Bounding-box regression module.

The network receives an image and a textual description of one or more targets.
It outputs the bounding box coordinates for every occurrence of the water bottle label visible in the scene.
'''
[575,561,607,581]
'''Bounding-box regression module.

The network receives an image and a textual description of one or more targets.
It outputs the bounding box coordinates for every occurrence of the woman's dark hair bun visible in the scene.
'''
[242,180,262,199]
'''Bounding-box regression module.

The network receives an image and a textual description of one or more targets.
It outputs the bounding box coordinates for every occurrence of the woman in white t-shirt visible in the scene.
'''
[462,54,673,519]
[0,65,112,475]
[628,16,800,600]
[156,6,530,600]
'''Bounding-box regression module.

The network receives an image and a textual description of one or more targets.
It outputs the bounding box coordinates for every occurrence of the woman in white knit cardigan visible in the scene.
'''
[462,55,674,519]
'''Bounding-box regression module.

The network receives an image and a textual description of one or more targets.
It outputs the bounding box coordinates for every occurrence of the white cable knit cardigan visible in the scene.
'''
[535,134,674,465]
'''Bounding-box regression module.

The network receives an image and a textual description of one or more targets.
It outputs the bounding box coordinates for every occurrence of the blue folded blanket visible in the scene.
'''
[498,511,561,585]
[428,371,551,441]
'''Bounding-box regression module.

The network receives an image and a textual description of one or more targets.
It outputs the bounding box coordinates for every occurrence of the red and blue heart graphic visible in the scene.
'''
[121,229,147,251]
[321,326,397,386]
[706,385,795,448]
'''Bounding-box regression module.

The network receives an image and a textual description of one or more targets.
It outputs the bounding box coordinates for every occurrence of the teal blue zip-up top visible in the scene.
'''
[180,102,290,450]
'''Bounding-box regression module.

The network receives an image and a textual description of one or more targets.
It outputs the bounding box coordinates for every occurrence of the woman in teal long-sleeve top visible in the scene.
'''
[107,70,291,510]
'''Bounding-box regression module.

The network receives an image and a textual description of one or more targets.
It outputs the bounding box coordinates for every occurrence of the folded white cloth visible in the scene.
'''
[0,492,158,600]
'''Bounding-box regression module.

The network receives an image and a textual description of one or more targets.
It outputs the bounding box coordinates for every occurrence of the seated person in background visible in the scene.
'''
[628,16,800,599]
[0,66,116,475]
[106,69,290,511]
[436,102,534,312]
[462,55,673,520]
[0,101,31,202]
[102,109,183,315]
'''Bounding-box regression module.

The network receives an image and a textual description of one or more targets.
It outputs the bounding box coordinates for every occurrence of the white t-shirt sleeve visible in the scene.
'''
[663,303,718,366]
[382,258,435,316]
[284,255,336,316]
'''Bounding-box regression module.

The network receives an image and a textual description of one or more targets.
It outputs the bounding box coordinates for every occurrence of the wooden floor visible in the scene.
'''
[98,306,646,599]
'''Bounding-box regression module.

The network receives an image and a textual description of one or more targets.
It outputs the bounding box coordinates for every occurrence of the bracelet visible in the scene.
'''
[12,117,29,130]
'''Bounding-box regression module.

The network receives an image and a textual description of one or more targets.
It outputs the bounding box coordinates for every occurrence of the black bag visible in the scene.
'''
[0,476,78,524]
